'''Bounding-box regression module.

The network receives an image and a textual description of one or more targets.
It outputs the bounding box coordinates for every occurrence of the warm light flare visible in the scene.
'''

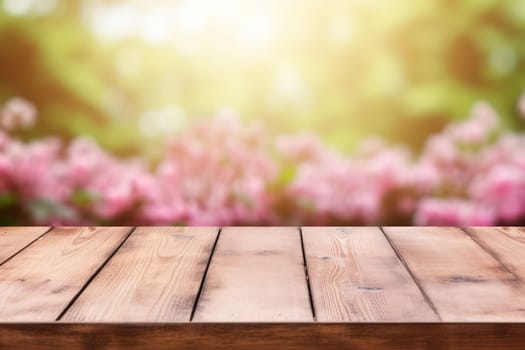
[82,0,281,53]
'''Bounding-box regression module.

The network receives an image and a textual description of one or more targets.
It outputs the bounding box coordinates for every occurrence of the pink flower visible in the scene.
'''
[409,161,441,193]
[142,112,278,225]
[444,101,499,144]
[276,133,330,162]
[471,101,499,130]
[2,137,69,201]
[470,165,525,223]
[423,135,458,164]
[280,136,413,224]
[0,97,37,131]
[1,96,525,226]
[414,198,495,226]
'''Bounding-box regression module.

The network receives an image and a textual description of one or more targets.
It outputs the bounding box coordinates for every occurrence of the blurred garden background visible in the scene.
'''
[0,0,525,226]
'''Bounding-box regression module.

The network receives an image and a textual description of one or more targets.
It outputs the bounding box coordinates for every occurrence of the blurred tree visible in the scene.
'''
[0,0,524,156]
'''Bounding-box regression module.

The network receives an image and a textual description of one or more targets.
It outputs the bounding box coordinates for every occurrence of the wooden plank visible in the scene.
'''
[2,323,525,350]
[302,227,438,321]
[0,227,50,264]
[0,227,131,322]
[193,227,312,321]
[383,226,525,321]
[62,227,219,322]
[465,227,525,280]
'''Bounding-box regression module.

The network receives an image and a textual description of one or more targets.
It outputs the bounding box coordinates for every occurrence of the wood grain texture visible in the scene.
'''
[2,323,525,350]
[0,227,131,322]
[302,227,438,321]
[62,227,219,322]
[0,227,50,264]
[383,226,525,321]
[465,227,525,280]
[193,227,312,322]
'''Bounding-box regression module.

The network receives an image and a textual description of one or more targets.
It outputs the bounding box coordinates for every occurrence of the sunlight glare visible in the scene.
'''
[139,106,187,138]
[83,0,280,54]
[3,0,57,16]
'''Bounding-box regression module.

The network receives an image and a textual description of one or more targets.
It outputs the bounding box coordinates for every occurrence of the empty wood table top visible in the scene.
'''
[1,226,525,349]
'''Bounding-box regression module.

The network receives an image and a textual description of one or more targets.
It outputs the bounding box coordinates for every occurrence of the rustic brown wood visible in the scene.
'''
[0,227,131,322]
[465,227,525,280]
[1,323,525,350]
[193,227,312,321]
[383,226,525,321]
[302,227,438,321]
[62,227,219,322]
[0,227,50,264]
[1,226,525,349]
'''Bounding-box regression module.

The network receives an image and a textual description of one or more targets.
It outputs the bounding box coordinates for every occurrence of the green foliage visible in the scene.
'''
[70,190,101,207]
[27,198,76,223]
[0,0,525,155]
[0,192,16,209]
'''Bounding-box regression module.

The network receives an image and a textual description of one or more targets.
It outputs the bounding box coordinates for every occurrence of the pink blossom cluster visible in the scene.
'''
[143,110,278,225]
[0,130,154,224]
[276,134,415,224]
[274,100,525,225]
[0,97,524,226]
[413,102,525,225]
[0,101,277,225]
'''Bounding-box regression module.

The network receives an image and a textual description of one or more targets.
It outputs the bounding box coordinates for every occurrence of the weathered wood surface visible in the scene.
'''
[302,227,438,321]
[0,226,525,350]
[0,227,49,264]
[383,226,525,321]
[62,227,219,322]
[0,227,131,321]
[465,227,525,280]
[193,227,312,321]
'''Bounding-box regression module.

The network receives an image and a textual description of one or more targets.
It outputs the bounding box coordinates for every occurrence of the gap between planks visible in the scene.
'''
[461,227,523,283]
[191,227,313,321]
[62,227,309,322]
[299,227,317,321]
[0,227,54,267]
[379,226,442,321]
[189,227,223,321]
[55,227,137,321]
[10,226,520,324]
[7,226,437,323]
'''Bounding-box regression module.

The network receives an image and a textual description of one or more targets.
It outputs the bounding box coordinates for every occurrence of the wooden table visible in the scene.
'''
[1,226,525,349]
